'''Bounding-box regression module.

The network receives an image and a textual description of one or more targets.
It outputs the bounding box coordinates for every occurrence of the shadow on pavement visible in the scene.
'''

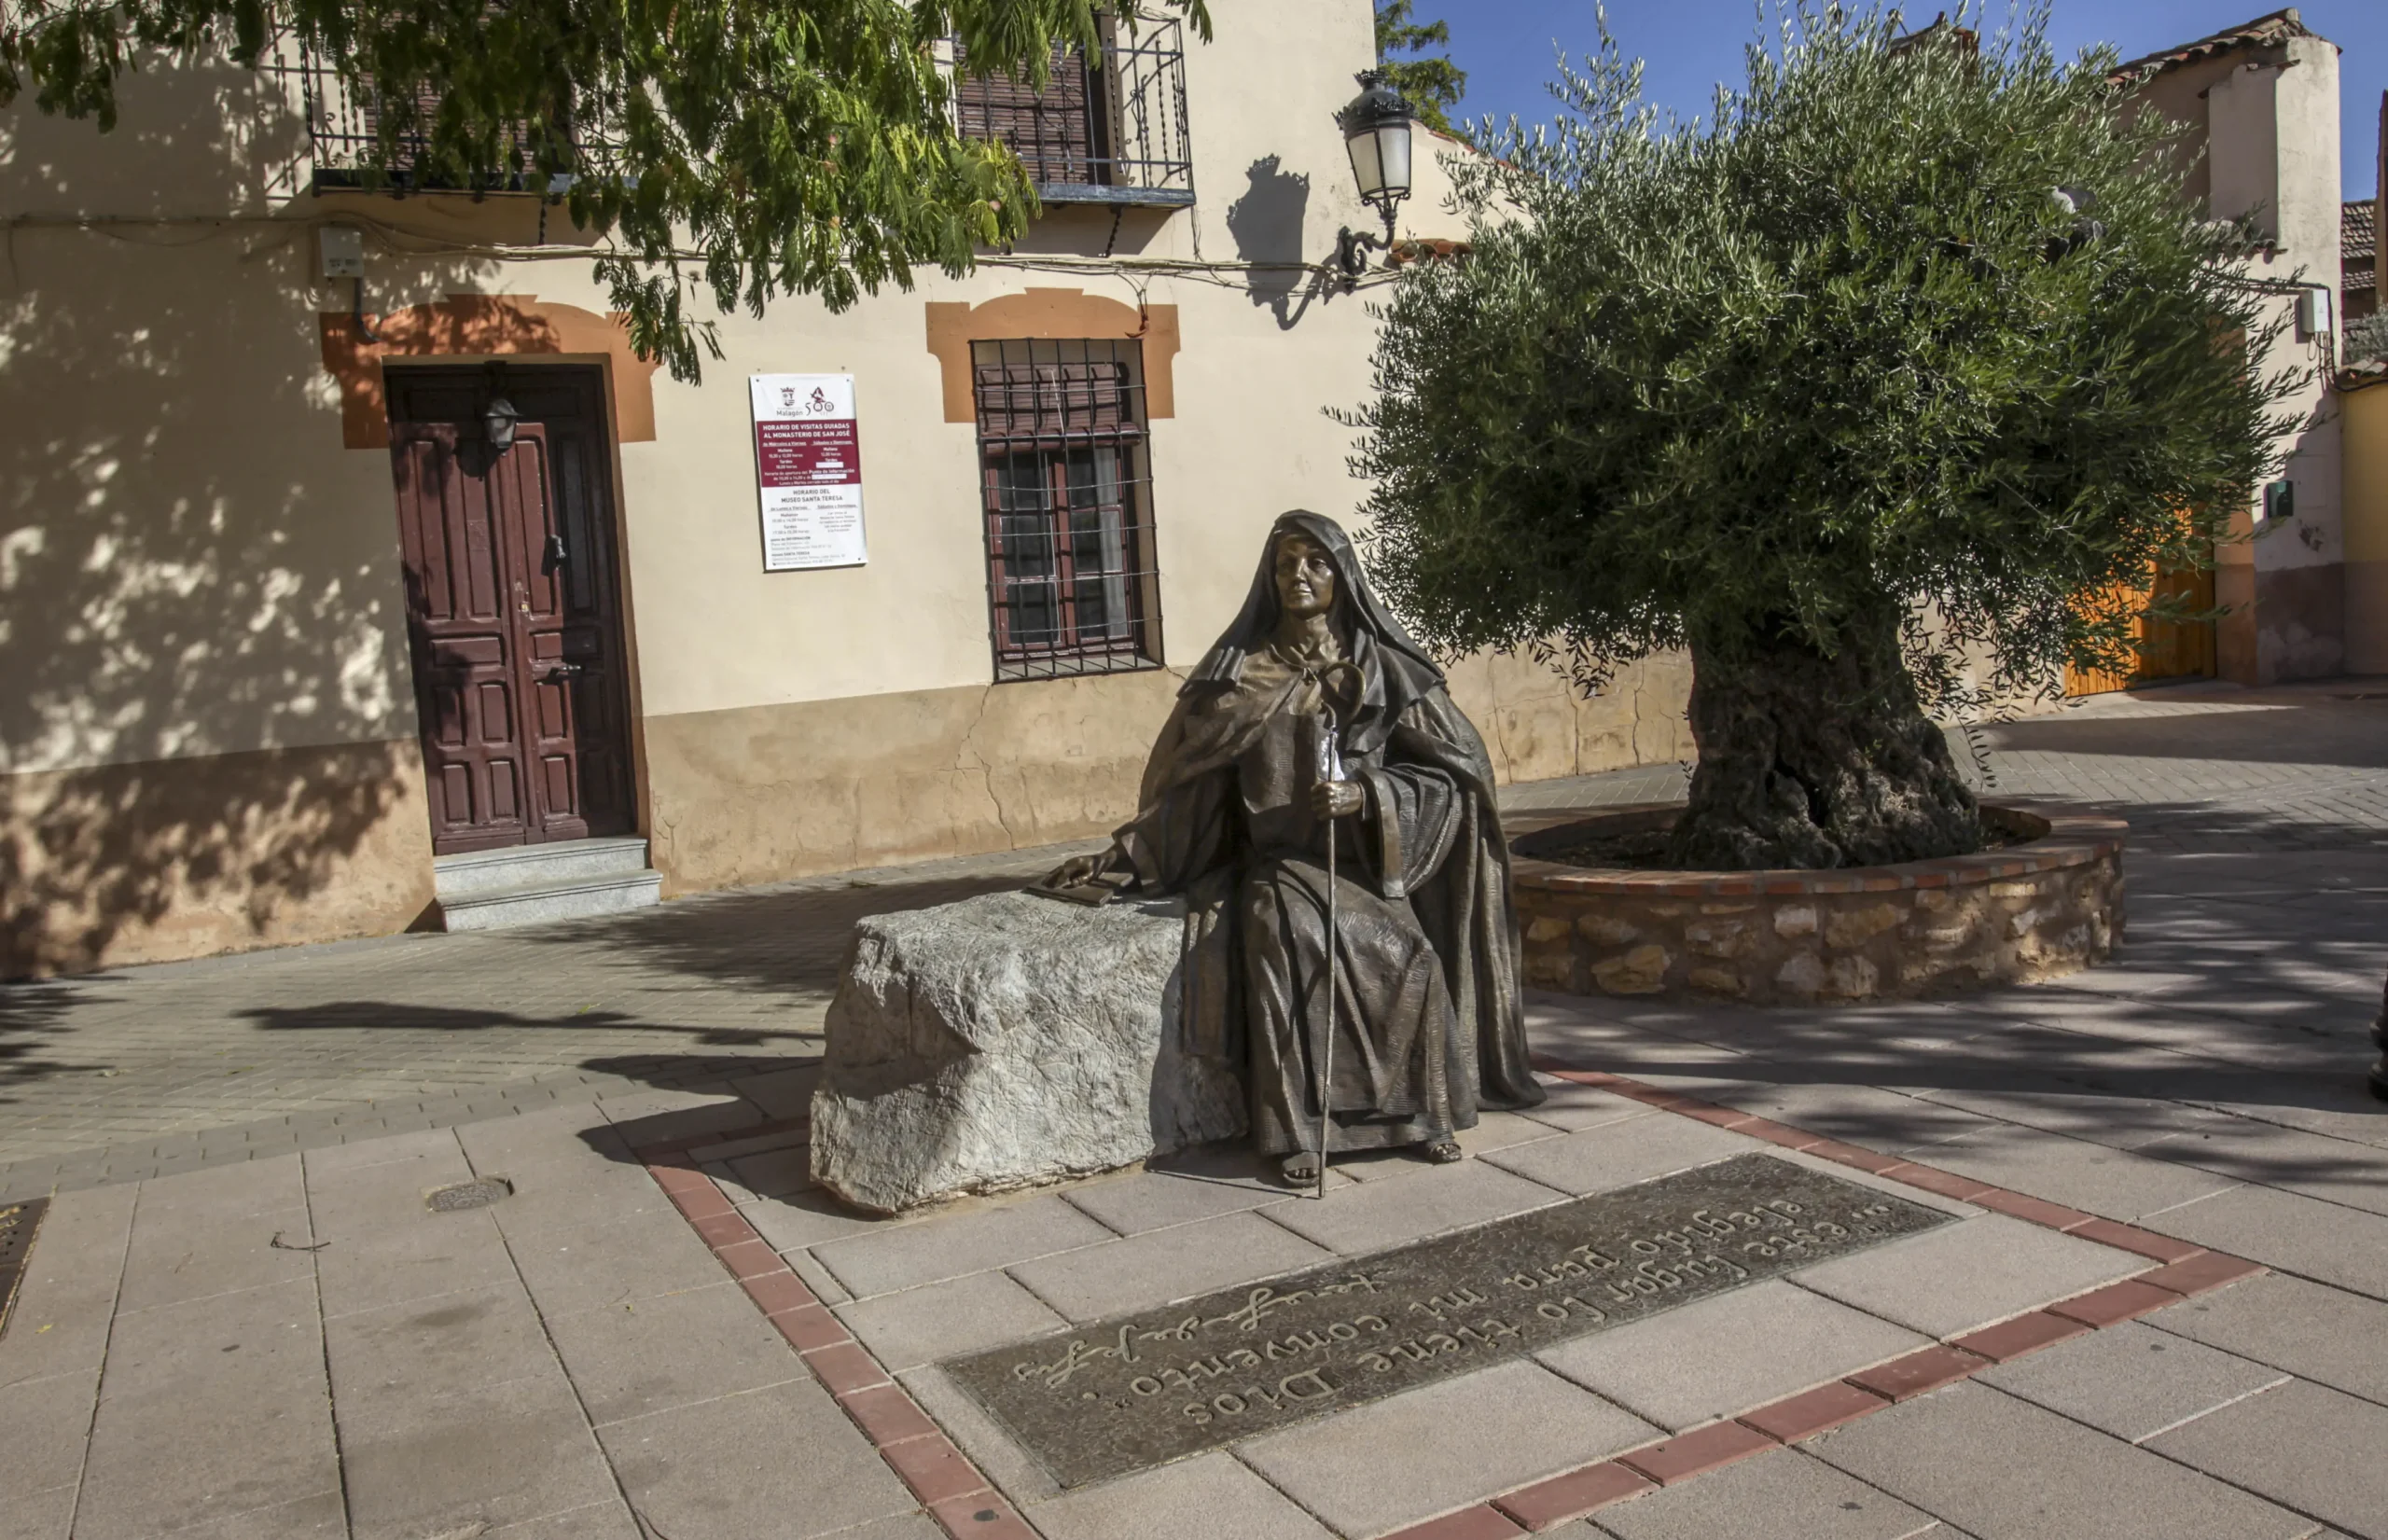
[0,980,107,1103]
[511,866,1052,996]
[1983,689,2388,770]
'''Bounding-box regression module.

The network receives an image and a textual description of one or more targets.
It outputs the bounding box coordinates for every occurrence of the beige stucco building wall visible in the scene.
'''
[2131,30,2347,686]
[2345,374,2388,673]
[1,7,1693,977]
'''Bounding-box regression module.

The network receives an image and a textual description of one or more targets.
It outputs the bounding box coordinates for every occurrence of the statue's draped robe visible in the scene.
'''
[1113,515,1543,1154]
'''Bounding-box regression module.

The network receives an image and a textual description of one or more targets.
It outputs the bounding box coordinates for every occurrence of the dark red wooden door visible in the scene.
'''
[387,366,633,854]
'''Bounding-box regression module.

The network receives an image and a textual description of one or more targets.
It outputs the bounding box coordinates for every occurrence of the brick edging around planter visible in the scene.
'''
[1506,801,2129,899]
[1506,802,2129,1004]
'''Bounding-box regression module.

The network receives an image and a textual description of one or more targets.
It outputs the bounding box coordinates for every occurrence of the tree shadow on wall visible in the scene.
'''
[2,745,418,977]
[1226,155,1329,330]
[0,60,508,978]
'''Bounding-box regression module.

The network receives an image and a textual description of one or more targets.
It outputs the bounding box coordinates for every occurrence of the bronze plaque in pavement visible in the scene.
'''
[944,1153,1951,1487]
[0,1196,49,1340]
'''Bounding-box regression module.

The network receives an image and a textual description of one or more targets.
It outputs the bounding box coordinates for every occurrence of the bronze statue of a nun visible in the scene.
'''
[1049,511,1543,1182]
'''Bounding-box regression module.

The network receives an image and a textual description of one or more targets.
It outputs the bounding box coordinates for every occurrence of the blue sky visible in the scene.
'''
[1439,3,2386,201]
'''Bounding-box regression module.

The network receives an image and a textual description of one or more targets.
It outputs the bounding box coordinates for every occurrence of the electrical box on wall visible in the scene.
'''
[2296,287,2333,340]
[318,226,365,281]
[2263,479,2296,522]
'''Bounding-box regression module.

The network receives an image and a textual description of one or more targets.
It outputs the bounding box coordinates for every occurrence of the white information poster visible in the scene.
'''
[749,373,868,571]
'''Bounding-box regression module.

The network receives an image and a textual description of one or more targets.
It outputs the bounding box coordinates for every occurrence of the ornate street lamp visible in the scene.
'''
[1335,70,1415,284]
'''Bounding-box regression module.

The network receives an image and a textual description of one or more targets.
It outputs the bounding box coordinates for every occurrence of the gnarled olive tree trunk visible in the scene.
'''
[1669,608,1979,870]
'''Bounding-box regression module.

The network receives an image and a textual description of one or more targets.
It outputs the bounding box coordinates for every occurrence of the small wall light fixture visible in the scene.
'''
[2044,186,2103,264]
[1335,71,1416,285]
[482,367,521,451]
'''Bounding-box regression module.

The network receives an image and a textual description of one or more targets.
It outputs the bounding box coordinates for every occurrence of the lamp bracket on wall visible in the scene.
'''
[1334,223,1392,288]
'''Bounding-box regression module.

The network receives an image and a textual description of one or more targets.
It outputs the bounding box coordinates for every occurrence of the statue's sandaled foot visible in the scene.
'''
[1423,1138,1464,1164]
[1282,1151,1322,1185]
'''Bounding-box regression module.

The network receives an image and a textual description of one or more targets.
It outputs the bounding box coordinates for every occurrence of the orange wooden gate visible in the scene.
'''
[2063,566,2217,696]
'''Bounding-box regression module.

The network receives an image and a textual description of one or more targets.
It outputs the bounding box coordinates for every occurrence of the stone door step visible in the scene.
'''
[432,837,662,931]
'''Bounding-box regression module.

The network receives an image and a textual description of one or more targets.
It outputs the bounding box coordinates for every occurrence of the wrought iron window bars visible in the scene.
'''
[971,339,1165,682]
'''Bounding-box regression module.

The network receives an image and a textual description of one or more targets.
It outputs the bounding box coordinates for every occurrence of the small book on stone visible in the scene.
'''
[1030,869,1133,907]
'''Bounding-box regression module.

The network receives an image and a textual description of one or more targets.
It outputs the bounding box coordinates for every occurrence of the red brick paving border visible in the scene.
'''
[1381,1505,1529,1540]
[1951,1310,2094,1363]
[1875,1162,1997,1202]
[1617,1419,1777,1484]
[1735,1380,1889,1442]
[2047,1278,2186,1328]
[1969,1186,2100,1231]
[1846,1344,1991,1403]
[2069,1217,2205,1263]
[632,1059,2271,1540]
[635,1131,1038,1540]
[1475,1061,2271,1532]
[1492,1461,1658,1529]
[2139,1251,2268,1297]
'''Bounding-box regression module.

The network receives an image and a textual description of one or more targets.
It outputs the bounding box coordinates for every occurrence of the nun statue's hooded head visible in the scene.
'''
[1076,511,1542,1175]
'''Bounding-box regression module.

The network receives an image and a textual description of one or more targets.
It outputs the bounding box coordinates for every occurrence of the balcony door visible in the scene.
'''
[386,365,635,853]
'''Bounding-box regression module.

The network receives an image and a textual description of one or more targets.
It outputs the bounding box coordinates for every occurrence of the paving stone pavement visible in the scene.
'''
[3,677,2385,1540]
[0,763,1697,1202]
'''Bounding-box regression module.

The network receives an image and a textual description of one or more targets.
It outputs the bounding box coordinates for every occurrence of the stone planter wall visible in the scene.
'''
[1508,803,2126,1005]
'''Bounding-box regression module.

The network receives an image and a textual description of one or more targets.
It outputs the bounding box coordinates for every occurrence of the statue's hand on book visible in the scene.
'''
[1037,846,1133,906]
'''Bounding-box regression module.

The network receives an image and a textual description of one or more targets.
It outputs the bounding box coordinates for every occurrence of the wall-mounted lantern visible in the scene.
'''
[1334,70,1416,286]
[482,368,521,452]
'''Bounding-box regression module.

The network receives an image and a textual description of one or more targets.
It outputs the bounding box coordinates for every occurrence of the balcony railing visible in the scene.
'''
[271,49,577,197]
[271,21,1192,208]
[951,17,1195,208]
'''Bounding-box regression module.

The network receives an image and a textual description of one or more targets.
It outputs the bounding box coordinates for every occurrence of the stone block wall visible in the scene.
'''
[1509,805,2126,1006]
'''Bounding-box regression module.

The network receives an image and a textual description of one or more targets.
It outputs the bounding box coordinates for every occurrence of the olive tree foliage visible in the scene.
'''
[2350,312,2388,366]
[1348,3,2300,867]
[1,0,1208,380]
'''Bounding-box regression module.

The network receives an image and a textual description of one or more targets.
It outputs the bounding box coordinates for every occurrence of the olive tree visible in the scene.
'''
[1350,5,2298,868]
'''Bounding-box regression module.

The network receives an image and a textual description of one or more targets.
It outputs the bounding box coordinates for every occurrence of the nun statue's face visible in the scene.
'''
[1272,534,1337,622]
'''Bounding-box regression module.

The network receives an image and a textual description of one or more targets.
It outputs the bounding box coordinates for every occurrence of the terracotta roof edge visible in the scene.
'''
[2107,8,2319,85]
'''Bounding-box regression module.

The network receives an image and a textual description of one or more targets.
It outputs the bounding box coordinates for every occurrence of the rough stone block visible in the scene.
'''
[812,892,1244,1213]
[1579,914,1641,946]
[1685,922,1748,959]
[1825,903,1901,949]
[1772,904,1819,937]
[1595,944,1672,994]
[1526,946,1579,990]
[1687,966,1747,997]
[1776,953,1827,998]
[1826,956,1881,1000]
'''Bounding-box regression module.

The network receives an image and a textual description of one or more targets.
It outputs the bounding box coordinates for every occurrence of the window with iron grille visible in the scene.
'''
[948,17,1194,207]
[973,340,1163,681]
